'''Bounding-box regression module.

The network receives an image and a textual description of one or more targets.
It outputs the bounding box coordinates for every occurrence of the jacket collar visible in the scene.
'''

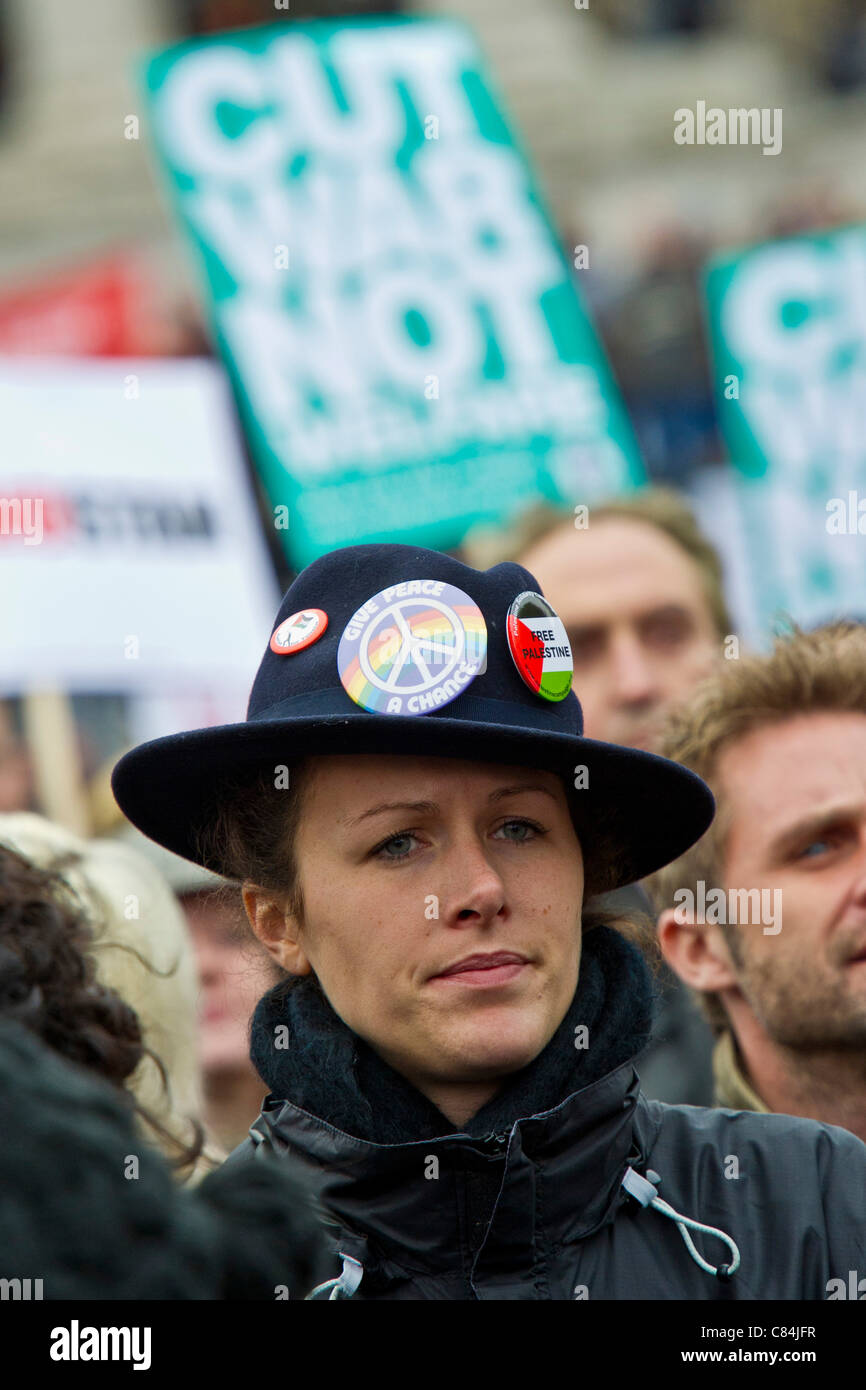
[712,1029,768,1113]
[251,1055,646,1284]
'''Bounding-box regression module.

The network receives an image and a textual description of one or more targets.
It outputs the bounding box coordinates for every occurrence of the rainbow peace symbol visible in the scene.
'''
[337,580,487,715]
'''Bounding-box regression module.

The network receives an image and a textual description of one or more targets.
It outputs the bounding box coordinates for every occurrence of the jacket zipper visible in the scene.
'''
[479,1131,510,1154]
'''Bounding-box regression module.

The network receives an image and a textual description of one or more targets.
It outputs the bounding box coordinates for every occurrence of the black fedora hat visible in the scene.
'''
[111,542,714,890]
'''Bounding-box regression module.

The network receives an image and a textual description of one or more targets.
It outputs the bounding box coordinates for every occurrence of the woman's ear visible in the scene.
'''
[241,884,312,977]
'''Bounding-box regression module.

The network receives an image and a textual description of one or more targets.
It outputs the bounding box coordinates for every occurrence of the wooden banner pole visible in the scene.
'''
[21,691,92,839]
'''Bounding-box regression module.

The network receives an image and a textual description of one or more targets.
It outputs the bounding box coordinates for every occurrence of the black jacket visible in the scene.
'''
[225,1055,866,1300]
[225,926,866,1299]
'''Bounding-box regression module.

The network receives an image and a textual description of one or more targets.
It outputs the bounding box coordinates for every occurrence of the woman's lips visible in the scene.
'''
[430,960,528,987]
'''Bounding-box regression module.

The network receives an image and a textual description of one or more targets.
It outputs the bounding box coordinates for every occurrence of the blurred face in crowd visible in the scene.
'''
[184,891,278,1075]
[243,755,585,1126]
[520,517,721,752]
[662,712,866,1051]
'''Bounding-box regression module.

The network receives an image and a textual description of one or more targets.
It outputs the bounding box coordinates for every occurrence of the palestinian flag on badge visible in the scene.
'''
[507,612,573,702]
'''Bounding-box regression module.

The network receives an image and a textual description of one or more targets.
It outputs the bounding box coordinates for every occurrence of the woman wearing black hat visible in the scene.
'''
[113,544,866,1301]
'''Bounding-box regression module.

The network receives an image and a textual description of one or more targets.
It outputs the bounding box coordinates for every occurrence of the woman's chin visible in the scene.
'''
[436,1015,550,1079]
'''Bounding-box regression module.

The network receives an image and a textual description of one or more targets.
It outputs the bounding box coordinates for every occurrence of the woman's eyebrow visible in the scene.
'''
[488,784,559,804]
[344,784,557,828]
[343,800,438,828]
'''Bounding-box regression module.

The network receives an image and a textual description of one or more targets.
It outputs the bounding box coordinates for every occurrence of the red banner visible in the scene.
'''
[0,255,163,356]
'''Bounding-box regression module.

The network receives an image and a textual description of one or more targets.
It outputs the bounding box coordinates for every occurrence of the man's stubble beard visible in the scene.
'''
[731,929,866,1051]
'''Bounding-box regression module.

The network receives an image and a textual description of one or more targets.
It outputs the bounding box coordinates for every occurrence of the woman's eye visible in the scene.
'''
[494,819,540,842]
[372,820,542,859]
[375,832,419,860]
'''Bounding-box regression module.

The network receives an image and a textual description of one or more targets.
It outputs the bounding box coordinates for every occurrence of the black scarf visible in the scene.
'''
[249,924,654,1144]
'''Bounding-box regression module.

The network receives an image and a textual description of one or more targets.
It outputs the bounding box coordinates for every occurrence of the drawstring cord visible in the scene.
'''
[305,1252,365,1300]
[621,1166,740,1280]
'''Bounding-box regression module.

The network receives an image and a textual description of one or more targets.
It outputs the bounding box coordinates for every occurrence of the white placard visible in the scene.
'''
[0,357,280,695]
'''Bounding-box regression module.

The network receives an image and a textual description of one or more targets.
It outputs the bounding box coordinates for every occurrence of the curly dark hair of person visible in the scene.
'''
[0,1015,335,1298]
[0,840,205,1172]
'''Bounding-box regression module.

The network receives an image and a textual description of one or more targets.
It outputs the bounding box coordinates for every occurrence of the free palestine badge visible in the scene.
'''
[270,608,328,655]
[506,591,573,701]
[337,579,487,715]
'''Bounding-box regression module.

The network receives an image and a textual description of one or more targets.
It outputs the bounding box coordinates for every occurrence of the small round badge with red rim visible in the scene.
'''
[270,608,328,655]
[506,591,572,701]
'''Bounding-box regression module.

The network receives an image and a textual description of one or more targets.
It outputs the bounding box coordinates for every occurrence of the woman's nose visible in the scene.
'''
[439,837,507,925]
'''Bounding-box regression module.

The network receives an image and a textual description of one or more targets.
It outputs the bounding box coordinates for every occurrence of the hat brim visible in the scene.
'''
[111,707,713,893]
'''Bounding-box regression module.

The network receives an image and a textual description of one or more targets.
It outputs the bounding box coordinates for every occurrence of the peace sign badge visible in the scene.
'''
[337,580,487,716]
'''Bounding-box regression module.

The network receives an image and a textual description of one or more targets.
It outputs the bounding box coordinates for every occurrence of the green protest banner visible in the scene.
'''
[142,17,643,567]
[704,225,866,635]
